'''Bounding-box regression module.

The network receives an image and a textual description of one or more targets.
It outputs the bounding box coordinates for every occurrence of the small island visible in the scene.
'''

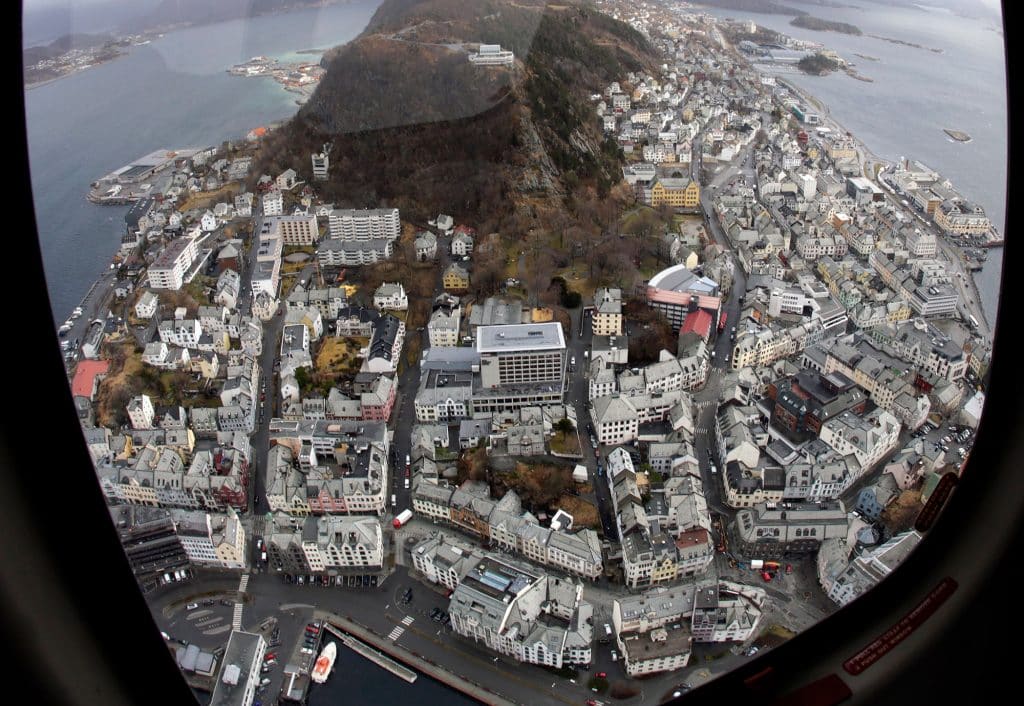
[791,15,862,35]
[797,52,840,75]
[944,129,972,143]
[868,34,944,53]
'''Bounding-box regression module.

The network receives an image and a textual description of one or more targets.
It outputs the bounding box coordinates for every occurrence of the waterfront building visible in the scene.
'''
[933,198,990,236]
[448,554,593,668]
[265,515,383,573]
[209,630,266,706]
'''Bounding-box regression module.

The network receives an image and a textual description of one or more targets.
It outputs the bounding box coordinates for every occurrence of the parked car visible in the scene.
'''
[186,603,198,610]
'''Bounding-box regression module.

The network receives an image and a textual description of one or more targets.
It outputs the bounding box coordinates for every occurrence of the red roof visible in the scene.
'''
[679,309,713,340]
[71,360,111,399]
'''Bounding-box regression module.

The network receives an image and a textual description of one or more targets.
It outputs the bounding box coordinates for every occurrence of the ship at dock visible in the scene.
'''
[310,641,337,684]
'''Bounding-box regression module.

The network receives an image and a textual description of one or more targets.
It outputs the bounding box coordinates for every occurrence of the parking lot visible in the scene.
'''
[911,418,974,463]
[282,573,379,588]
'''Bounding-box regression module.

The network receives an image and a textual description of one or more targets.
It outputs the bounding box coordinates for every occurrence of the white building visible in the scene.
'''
[148,236,200,291]
[135,290,158,319]
[312,144,330,180]
[826,530,922,606]
[428,305,462,347]
[173,508,247,570]
[262,214,319,246]
[590,395,638,445]
[127,394,155,430]
[200,210,218,232]
[448,554,592,668]
[262,190,283,216]
[209,630,266,706]
[451,231,475,256]
[373,282,408,311]
[328,208,400,241]
[468,44,515,66]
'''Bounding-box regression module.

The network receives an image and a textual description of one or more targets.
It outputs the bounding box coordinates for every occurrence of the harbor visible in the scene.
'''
[87,147,210,204]
[325,624,418,683]
[228,56,325,104]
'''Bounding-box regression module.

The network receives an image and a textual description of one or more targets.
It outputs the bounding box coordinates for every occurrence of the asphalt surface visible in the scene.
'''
[151,566,715,706]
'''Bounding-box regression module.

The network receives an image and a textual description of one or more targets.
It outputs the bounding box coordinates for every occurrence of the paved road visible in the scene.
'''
[150,566,706,706]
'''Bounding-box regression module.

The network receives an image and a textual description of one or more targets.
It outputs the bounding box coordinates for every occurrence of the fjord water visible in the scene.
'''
[25,0,384,322]
[697,0,1006,327]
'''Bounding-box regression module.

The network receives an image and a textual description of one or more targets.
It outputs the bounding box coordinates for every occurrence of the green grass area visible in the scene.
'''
[316,337,366,376]
[550,430,581,455]
[621,205,656,231]
[184,277,214,305]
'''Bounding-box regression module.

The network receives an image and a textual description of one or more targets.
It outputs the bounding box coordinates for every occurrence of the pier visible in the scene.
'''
[315,611,518,706]
[324,624,418,683]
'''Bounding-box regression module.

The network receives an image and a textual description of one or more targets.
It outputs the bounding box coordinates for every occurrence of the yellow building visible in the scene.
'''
[887,301,912,322]
[933,199,991,235]
[650,177,700,209]
[443,263,470,291]
[650,556,679,584]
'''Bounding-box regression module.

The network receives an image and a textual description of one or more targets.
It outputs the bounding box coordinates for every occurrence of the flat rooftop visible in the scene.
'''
[209,630,263,706]
[621,624,692,663]
[476,322,565,353]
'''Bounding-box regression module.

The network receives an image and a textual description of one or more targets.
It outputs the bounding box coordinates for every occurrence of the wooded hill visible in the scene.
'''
[253,0,661,231]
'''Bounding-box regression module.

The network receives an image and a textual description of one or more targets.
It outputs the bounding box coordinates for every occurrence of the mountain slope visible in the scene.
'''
[255,0,660,227]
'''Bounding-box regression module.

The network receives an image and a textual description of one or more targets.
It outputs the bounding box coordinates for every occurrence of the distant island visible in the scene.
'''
[868,34,944,53]
[693,0,802,14]
[122,0,340,34]
[797,52,840,75]
[791,15,862,35]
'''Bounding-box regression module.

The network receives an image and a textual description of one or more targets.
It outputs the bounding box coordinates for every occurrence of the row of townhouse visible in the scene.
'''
[95,440,251,513]
[265,514,384,573]
[278,374,397,424]
[611,580,766,677]
[589,388,695,446]
[730,319,824,370]
[263,419,391,516]
[607,447,714,589]
[866,318,970,383]
[411,479,603,580]
[110,504,247,582]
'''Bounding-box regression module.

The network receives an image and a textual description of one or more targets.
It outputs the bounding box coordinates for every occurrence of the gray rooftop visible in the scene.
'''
[476,323,565,353]
[209,630,264,706]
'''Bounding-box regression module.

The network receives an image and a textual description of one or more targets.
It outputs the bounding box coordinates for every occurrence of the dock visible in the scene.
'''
[324,624,417,683]
[315,611,517,706]
[88,147,210,204]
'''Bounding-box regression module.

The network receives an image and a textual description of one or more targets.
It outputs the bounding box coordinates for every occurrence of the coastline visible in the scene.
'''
[24,50,129,91]
[773,76,993,334]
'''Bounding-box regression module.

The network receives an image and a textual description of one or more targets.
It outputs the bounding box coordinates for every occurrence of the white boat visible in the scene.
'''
[310,641,336,684]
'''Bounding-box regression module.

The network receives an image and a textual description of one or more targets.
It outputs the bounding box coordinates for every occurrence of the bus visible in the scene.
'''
[718,311,728,332]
